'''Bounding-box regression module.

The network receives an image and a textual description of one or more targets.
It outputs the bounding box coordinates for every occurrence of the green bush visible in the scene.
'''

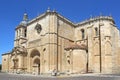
[0,64,1,72]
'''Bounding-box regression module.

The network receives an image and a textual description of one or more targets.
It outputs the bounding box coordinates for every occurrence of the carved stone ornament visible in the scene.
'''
[35,23,42,34]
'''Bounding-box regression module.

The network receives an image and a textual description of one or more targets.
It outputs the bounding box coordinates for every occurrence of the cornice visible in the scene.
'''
[2,52,11,56]
[76,16,115,27]
[15,25,26,30]
[19,11,116,29]
[27,11,76,27]
[28,12,47,26]
[27,11,58,26]
[57,13,76,27]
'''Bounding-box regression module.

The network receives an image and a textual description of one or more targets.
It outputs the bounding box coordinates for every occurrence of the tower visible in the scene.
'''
[14,13,28,47]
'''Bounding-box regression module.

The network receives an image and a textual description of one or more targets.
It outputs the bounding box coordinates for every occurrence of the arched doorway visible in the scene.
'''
[30,49,40,75]
[33,58,40,75]
[13,58,19,73]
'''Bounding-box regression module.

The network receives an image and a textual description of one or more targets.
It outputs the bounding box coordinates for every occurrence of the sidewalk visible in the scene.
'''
[8,72,120,78]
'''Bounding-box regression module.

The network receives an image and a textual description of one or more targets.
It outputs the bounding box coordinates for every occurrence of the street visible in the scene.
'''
[0,73,120,80]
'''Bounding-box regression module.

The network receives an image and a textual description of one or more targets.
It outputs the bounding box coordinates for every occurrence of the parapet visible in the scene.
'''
[76,16,115,27]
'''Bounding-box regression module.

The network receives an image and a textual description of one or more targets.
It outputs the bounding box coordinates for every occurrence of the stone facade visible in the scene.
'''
[2,9,120,75]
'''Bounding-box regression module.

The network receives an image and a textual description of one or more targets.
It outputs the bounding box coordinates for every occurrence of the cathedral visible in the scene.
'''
[2,9,120,75]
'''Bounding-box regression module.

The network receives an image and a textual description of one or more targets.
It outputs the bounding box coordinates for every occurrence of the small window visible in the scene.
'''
[67,56,70,64]
[4,59,6,61]
[67,60,70,64]
[81,29,85,39]
[43,48,46,51]
[24,29,27,37]
[95,27,99,36]
[19,29,21,34]
[16,31,18,37]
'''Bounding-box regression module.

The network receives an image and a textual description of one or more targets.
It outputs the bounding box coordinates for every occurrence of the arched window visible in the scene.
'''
[67,56,70,64]
[16,30,18,38]
[81,29,85,39]
[19,29,21,34]
[24,29,27,37]
[95,27,99,36]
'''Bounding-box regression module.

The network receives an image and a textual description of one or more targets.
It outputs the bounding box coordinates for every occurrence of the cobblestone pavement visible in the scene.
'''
[0,73,120,80]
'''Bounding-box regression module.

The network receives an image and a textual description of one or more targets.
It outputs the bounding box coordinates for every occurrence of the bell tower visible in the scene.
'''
[14,13,28,47]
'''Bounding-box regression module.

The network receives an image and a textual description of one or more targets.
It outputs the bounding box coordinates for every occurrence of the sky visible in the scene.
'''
[0,0,120,64]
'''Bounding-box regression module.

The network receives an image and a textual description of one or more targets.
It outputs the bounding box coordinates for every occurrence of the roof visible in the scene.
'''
[28,11,115,28]
[27,10,75,27]
[2,52,11,56]
[76,16,115,26]
[16,9,116,29]
[11,46,27,54]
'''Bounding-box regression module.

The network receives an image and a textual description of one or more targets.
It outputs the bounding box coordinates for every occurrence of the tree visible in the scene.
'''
[0,64,1,72]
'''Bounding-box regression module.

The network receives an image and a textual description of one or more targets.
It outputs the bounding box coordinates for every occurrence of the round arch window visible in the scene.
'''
[35,23,42,34]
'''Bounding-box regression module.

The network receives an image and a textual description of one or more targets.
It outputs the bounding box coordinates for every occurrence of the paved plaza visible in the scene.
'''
[0,73,120,80]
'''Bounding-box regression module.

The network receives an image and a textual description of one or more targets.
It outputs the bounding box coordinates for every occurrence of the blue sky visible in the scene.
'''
[0,0,120,64]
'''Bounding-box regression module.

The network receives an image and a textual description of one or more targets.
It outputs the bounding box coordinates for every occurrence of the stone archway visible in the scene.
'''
[30,49,40,75]
[12,58,19,73]
[33,58,40,75]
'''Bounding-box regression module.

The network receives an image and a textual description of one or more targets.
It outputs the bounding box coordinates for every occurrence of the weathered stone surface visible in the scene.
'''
[2,10,120,76]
